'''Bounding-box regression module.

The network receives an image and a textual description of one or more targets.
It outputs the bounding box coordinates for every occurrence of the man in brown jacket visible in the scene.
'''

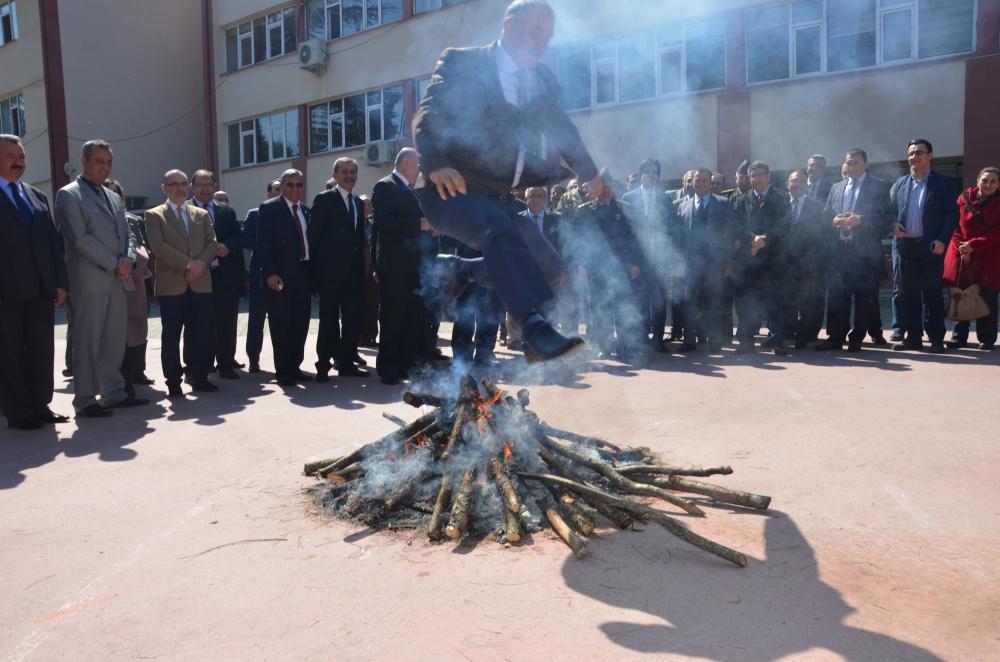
[145,169,219,397]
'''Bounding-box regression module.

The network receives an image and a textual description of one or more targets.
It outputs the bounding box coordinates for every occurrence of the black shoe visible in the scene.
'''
[351,353,368,367]
[928,342,945,354]
[772,346,788,356]
[292,371,313,382]
[892,340,922,351]
[521,321,585,363]
[248,361,261,374]
[338,365,369,378]
[871,335,888,346]
[134,374,155,385]
[315,371,330,383]
[109,396,150,408]
[209,366,217,373]
[9,417,44,430]
[381,375,400,385]
[76,404,113,418]
[734,344,756,355]
[189,380,219,393]
[945,339,967,349]
[678,342,696,352]
[794,341,808,350]
[665,331,681,342]
[847,343,862,352]
[814,339,843,351]
[167,385,185,398]
[428,348,446,361]
[276,377,296,386]
[36,408,70,424]
[979,343,995,350]
[218,368,239,380]
[62,367,73,377]
[235,362,246,369]
[889,332,904,342]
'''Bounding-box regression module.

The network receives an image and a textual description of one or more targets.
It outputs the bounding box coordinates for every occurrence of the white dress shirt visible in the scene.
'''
[528,209,545,232]
[335,186,358,230]
[169,201,189,236]
[495,41,540,189]
[284,195,310,260]
[392,169,411,189]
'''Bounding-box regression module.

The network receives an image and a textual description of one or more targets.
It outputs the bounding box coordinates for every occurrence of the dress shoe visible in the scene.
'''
[381,375,400,385]
[772,346,788,356]
[37,408,70,424]
[428,348,446,361]
[62,367,73,377]
[248,360,261,374]
[315,371,330,383]
[108,396,150,408]
[167,385,185,398]
[235,361,246,369]
[218,368,239,380]
[734,344,757,355]
[189,380,219,393]
[979,343,995,350]
[293,371,313,382]
[794,341,809,350]
[76,404,113,418]
[678,342,697,352]
[276,377,296,386]
[521,320,585,363]
[665,331,681,342]
[134,374,155,385]
[928,342,946,354]
[338,365,369,378]
[209,366,217,373]
[889,332,904,342]
[351,353,368,367]
[892,340,922,351]
[847,343,862,352]
[9,417,44,430]
[333,359,340,371]
[946,339,967,349]
[813,339,843,351]
[871,335,888,346]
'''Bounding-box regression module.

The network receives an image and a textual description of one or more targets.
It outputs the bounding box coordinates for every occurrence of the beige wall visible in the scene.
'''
[59,0,206,209]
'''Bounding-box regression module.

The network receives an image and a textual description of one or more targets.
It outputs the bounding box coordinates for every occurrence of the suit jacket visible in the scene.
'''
[732,187,792,278]
[307,186,365,283]
[198,200,246,296]
[371,173,426,275]
[413,41,598,197]
[56,176,136,294]
[621,187,676,265]
[0,181,68,301]
[782,195,830,276]
[823,174,894,262]
[807,178,833,203]
[521,208,563,253]
[673,194,737,271]
[243,207,261,286]
[891,170,959,250]
[257,195,311,289]
[144,202,218,296]
[516,210,565,285]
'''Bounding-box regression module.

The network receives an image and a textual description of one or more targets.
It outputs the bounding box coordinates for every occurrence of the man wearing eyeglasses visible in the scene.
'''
[889,139,959,353]
[257,169,313,386]
[145,170,219,397]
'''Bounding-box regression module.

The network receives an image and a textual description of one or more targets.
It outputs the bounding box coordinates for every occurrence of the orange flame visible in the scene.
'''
[502,439,515,463]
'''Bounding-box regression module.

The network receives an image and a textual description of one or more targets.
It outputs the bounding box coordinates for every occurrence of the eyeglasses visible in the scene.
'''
[192,182,215,189]
[640,169,659,175]
[908,150,929,157]
[284,182,304,188]
[165,182,188,188]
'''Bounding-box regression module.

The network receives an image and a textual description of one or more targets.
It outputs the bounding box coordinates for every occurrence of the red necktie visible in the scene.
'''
[292,203,306,260]
[757,193,764,206]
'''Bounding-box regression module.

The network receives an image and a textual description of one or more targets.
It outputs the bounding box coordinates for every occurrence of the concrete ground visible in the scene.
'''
[2,326,999,662]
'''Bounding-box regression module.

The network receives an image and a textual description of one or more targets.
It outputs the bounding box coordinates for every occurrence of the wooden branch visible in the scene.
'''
[539,423,622,453]
[504,508,523,543]
[617,465,734,478]
[519,472,746,567]
[533,438,633,529]
[402,392,453,409]
[630,475,771,510]
[440,407,465,463]
[535,433,705,517]
[427,472,453,541]
[304,456,343,475]
[488,458,520,514]
[554,488,595,535]
[537,495,589,559]
[319,464,364,481]
[382,412,409,428]
[305,410,440,476]
[445,464,477,540]
[385,446,432,511]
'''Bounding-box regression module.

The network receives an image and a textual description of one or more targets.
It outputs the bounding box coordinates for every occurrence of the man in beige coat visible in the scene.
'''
[145,169,218,397]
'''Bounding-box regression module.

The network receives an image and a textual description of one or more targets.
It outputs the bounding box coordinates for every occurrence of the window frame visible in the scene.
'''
[308,83,407,156]
[306,0,404,43]
[226,109,300,170]
[225,4,297,73]
[0,1,18,47]
[1,93,25,137]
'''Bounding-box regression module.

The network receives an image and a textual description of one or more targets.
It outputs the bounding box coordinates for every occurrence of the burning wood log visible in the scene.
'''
[385,445,433,511]
[489,458,521,514]
[382,412,409,428]
[554,488,595,535]
[445,464,477,540]
[427,472,453,541]
[440,407,466,462]
[630,474,771,510]
[537,495,589,559]
[617,465,734,477]
[504,508,522,543]
[320,464,365,481]
[402,392,452,409]
[303,410,440,475]
[539,423,622,453]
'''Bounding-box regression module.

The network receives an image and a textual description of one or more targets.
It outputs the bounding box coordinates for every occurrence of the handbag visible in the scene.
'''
[946,260,990,322]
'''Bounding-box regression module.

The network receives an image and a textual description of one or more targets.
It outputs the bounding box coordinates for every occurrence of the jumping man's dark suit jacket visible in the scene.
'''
[413,41,598,198]
[890,170,959,250]
[822,174,894,264]
[306,186,365,283]
[733,187,792,278]
[0,182,68,301]
[371,173,425,275]
[256,195,311,289]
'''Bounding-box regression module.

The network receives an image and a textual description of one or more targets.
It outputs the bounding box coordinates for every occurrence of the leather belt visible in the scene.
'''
[902,237,923,242]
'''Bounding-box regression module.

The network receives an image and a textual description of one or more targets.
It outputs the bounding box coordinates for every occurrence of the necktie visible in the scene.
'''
[348,194,356,230]
[202,202,214,224]
[515,69,528,107]
[790,198,800,227]
[9,182,33,229]
[292,203,306,260]
[757,192,763,206]
[176,205,188,236]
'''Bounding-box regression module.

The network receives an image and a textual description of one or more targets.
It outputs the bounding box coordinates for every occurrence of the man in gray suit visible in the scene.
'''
[57,140,148,417]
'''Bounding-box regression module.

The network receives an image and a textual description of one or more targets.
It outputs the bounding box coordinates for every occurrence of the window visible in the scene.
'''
[416,77,431,103]
[305,0,402,41]
[225,5,296,72]
[559,19,725,110]
[309,84,405,155]
[1,93,24,137]
[0,1,17,47]
[746,0,975,84]
[227,109,299,169]
[124,197,148,211]
[415,0,465,13]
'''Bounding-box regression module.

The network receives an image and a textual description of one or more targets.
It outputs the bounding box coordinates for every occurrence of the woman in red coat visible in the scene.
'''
[944,167,1000,349]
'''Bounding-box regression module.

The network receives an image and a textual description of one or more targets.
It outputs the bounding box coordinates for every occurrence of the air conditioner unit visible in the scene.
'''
[298,38,328,75]
[364,141,397,166]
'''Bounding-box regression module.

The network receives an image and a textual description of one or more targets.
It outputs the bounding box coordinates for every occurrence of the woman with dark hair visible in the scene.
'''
[944,167,1000,349]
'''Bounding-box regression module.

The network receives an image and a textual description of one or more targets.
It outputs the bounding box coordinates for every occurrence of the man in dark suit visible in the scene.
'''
[889,139,959,353]
[0,135,70,429]
[621,158,674,353]
[188,170,245,379]
[673,168,737,354]
[413,0,599,364]
[371,148,432,385]
[782,170,831,348]
[308,158,368,381]
[257,169,312,386]
[242,179,280,373]
[805,155,833,202]
[732,161,792,355]
[816,149,894,352]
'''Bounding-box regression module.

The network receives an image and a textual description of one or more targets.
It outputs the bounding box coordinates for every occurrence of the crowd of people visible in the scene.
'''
[1,0,998,431]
